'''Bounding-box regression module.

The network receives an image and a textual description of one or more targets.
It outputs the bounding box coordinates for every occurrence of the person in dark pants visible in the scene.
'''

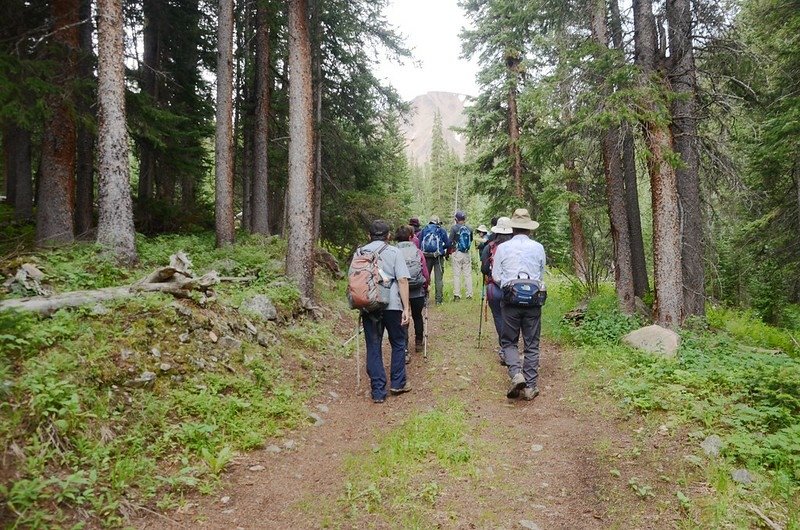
[419,216,449,305]
[350,220,413,403]
[480,216,513,361]
[395,224,430,362]
[492,209,546,401]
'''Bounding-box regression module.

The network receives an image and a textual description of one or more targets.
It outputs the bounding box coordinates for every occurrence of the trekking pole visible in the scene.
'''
[423,300,429,360]
[477,281,485,348]
[355,313,361,394]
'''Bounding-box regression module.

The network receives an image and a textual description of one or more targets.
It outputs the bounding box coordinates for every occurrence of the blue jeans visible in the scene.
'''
[363,310,407,400]
[487,283,504,347]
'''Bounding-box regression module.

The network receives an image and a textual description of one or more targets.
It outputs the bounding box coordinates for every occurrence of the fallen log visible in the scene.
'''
[0,254,226,316]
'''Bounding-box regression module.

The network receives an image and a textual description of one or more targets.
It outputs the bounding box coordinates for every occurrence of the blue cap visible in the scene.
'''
[455,211,466,221]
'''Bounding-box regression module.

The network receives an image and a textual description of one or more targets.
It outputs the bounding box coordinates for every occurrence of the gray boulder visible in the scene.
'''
[622,325,680,358]
[241,295,278,321]
[219,336,243,351]
[701,435,723,457]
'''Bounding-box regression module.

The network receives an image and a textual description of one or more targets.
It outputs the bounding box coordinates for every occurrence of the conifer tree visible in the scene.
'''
[215,0,236,247]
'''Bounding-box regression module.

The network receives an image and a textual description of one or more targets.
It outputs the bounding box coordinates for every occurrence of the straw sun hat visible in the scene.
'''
[509,208,539,231]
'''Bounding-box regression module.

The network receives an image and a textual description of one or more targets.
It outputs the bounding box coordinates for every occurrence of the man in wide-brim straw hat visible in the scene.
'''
[491,208,546,401]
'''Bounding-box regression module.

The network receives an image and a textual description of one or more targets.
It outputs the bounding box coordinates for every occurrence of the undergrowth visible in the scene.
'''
[548,280,800,529]
[0,232,342,528]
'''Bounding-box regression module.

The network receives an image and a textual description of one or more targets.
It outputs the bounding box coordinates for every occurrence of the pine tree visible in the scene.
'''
[215,0,236,247]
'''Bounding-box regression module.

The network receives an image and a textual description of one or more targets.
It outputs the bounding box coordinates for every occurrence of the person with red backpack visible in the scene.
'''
[348,220,412,403]
[480,216,513,361]
[395,224,429,363]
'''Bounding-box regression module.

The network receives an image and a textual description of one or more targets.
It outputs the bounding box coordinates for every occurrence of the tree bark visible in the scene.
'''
[286,0,316,299]
[667,0,704,318]
[565,158,588,281]
[506,53,523,200]
[4,127,17,206]
[215,0,235,247]
[311,0,323,242]
[634,0,683,327]
[251,0,271,235]
[5,124,34,222]
[96,0,138,264]
[592,0,635,313]
[75,0,95,237]
[137,0,160,219]
[36,0,79,247]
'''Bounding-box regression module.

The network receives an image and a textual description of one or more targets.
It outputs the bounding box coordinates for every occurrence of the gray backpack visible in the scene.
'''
[397,242,425,289]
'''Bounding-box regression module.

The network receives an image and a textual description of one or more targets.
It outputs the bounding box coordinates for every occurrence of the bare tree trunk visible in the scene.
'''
[286,0,316,299]
[37,0,79,247]
[5,124,34,222]
[137,0,160,224]
[634,0,683,327]
[75,0,95,237]
[592,0,635,313]
[215,0,235,246]
[3,129,17,206]
[311,0,323,242]
[96,0,138,264]
[610,0,649,298]
[251,0,271,235]
[565,158,588,281]
[668,0,704,318]
[506,53,523,200]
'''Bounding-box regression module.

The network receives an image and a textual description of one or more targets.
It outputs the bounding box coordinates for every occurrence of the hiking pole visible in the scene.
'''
[477,281,485,348]
[355,313,361,394]
[423,300,429,360]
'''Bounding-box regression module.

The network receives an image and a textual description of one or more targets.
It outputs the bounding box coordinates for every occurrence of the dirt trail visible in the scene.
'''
[139,298,678,529]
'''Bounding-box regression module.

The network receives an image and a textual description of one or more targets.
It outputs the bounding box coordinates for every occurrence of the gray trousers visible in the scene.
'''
[500,303,541,388]
[425,255,444,304]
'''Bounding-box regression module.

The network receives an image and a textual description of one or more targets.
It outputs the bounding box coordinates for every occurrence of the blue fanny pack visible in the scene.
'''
[503,272,547,307]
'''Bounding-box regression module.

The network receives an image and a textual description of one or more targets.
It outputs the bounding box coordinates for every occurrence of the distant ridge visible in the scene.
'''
[400,91,468,166]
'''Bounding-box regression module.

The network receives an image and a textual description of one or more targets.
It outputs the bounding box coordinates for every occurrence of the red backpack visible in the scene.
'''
[347,244,390,312]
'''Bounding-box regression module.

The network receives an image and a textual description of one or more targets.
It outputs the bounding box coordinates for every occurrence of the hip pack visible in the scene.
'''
[503,272,547,307]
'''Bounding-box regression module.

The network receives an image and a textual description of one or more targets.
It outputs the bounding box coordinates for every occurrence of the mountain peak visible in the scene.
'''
[401,91,468,166]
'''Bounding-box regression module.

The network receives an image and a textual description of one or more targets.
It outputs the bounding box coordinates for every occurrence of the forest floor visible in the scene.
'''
[137,297,684,530]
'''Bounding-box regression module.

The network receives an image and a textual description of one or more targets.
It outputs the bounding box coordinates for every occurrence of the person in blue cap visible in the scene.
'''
[449,211,474,300]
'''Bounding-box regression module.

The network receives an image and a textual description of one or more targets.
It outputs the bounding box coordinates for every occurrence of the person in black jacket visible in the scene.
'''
[480,217,513,361]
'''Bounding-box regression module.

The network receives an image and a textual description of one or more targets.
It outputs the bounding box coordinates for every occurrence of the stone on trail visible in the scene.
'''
[220,496,231,505]
[127,371,157,388]
[530,444,544,453]
[308,412,325,426]
[248,464,265,472]
[622,325,680,358]
[701,435,723,457]
[315,404,329,414]
[219,336,242,351]
[283,439,296,450]
[159,363,172,372]
[732,469,754,484]
[265,445,282,454]
[241,295,278,321]
[179,332,190,343]
[519,520,542,530]
[209,331,218,343]
[329,391,340,399]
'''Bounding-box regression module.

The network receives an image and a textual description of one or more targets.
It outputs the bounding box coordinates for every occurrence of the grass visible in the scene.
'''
[547,279,800,529]
[0,232,342,528]
[331,400,474,528]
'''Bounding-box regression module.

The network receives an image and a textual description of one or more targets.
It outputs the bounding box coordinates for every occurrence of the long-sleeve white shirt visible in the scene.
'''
[492,234,546,288]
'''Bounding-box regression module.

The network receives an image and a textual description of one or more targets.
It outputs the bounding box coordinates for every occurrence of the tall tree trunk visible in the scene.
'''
[311,0,323,242]
[75,0,95,237]
[621,123,649,297]
[251,0,271,235]
[506,53,523,200]
[565,158,588,281]
[592,0,635,313]
[634,0,683,327]
[667,0,704,318]
[4,127,17,206]
[7,124,34,221]
[37,0,79,246]
[286,0,316,299]
[215,0,235,246]
[96,0,138,264]
[137,0,160,223]
[610,0,649,298]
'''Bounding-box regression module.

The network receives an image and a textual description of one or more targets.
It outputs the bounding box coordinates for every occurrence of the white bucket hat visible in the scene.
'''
[476,224,489,234]
[509,208,539,231]
[491,216,512,234]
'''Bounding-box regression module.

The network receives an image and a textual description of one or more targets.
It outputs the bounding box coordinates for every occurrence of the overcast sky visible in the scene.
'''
[374,0,480,101]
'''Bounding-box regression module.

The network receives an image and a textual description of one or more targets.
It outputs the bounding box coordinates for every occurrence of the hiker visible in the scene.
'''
[419,215,449,305]
[449,211,474,300]
[409,217,422,248]
[395,224,429,362]
[475,224,489,248]
[478,217,499,253]
[348,220,413,403]
[480,216,513,360]
[492,209,547,401]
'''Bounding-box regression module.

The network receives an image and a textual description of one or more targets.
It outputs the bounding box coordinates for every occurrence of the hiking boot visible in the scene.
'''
[454,295,461,302]
[373,397,385,404]
[415,338,424,352]
[506,373,526,399]
[390,384,412,395]
[522,387,540,401]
